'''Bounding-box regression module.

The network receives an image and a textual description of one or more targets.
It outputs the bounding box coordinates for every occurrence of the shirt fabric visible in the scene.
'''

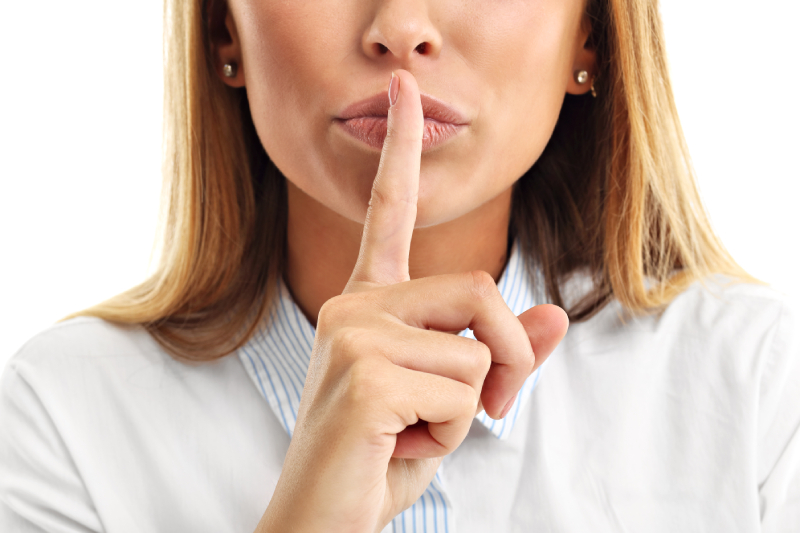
[1,243,799,532]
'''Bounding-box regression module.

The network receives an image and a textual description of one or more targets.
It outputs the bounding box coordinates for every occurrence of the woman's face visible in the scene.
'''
[220,0,595,227]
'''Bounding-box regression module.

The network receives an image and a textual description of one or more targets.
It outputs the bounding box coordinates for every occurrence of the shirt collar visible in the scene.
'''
[237,239,547,440]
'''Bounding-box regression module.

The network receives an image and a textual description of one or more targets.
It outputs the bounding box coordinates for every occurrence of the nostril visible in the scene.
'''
[371,41,429,56]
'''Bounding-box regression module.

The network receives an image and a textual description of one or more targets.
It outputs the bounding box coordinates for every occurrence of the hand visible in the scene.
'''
[256,70,569,533]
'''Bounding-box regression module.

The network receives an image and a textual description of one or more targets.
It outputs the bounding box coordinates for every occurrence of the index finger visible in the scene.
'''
[345,70,424,292]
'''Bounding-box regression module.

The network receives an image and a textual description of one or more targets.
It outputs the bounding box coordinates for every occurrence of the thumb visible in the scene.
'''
[517,304,569,372]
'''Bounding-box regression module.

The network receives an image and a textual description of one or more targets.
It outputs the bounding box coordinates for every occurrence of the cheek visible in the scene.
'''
[237,2,351,101]
[235,1,359,199]
[237,2,319,119]
[466,3,576,164]
[414,3,578,225]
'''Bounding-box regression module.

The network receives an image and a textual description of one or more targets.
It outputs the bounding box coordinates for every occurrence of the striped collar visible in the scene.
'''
[237,239,547,532]
[237,239,547,441]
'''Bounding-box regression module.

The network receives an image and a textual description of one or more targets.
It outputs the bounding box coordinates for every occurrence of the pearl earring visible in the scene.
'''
[223,63,237,78]
[575,70,598,98]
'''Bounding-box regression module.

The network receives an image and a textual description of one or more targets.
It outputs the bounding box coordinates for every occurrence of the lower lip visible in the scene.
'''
[335,117,465,152]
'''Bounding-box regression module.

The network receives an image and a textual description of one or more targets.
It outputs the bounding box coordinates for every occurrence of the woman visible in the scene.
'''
[1,0,797,531]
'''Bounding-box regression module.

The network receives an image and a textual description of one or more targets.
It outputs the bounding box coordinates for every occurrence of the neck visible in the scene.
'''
[284,181,513,327]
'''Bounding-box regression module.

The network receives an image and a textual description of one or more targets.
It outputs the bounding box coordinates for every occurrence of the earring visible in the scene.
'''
[575,70,589,84]
[223,62,237,78]
[590,77,597,98]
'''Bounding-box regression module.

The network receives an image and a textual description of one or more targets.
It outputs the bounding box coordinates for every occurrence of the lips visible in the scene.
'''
[334,92,469,152]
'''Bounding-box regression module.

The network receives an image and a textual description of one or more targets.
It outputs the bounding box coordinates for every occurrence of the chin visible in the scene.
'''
[287,144,504,231]
[413,180,472,229]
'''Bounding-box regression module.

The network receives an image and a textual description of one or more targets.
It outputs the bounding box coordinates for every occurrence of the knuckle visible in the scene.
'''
[468,269,498,301]
[527,348,538,375]
[369,183,418,211]
[330,326,367,364]
[470,340,492,377]
[317,296,345,331]
[459,339,490,381]
[317,293,362,332]
[455,380,480,414]
[343,357,385,409]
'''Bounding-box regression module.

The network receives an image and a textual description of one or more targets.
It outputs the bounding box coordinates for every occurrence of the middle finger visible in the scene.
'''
[369,270,535,419]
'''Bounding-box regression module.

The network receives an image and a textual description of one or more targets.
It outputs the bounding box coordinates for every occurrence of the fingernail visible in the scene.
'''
[388,71,399,107]
[500,395,516,419]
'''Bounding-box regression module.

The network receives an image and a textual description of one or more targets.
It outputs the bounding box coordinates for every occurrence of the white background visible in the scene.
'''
[1,1,798,371]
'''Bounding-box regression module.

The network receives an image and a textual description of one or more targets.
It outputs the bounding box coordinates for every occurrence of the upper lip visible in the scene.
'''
[336,92,470,125]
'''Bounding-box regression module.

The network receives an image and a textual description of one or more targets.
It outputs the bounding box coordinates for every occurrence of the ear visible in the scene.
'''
[565,13,597,96]
[208,0,245,88]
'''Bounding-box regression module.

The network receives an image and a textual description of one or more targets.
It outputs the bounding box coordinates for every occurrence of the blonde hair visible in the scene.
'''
[66,0,752,360]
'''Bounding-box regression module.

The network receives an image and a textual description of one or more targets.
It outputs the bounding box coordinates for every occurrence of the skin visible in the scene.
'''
[211,1,595,531]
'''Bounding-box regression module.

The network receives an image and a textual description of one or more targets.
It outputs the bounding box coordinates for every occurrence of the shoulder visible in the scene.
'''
[666,276,791,325]
[578,276,793,346]
[3,316,260,414]
[1,316,267,454]
[5,316,171,389]
[657,277,797,359]
[0,322,282,532]
[563,277,797,388]
[2,318,187,432]
[10,316,160,365]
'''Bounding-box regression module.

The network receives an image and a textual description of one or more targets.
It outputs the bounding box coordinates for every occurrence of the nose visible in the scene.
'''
[362,0,443,62]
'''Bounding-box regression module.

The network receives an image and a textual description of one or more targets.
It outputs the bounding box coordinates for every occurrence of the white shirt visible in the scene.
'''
[1,246,799,531]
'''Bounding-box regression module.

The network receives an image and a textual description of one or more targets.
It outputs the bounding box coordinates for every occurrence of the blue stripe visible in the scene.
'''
[402,507,407,533]
[430,489,438,533]
[497,242,514,295]
[512,263,529,315]
[268,306,308,380]
[278,277,316,354]
[251,336,299,424]
[278,282,313,363]
[256,323,303,404]
[499,243,517,301]
[277,292,310,364]
[506,251,523,313]
[242,349,268,403]
[269,306,309,380]
[421,492,428,533]
[412,502,417,533]
[291,290,317,350]
[259,345,298,425]
[429,481,448,533]
[242,346,291,433]
[278,283,311,363]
